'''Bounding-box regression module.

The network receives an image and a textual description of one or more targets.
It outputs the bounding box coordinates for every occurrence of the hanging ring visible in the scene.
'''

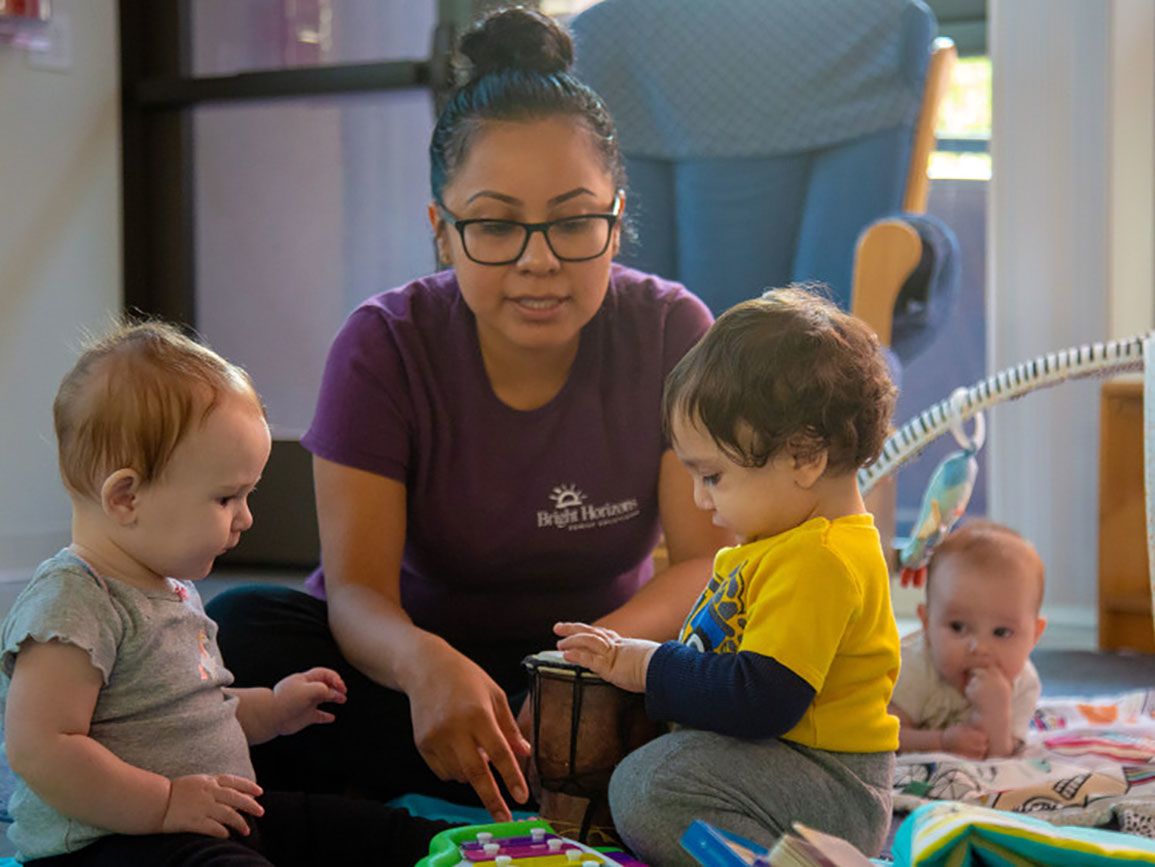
[947,387,985,452]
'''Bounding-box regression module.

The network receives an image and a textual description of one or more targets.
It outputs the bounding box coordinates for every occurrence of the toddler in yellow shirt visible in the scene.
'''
[555,287,902,864]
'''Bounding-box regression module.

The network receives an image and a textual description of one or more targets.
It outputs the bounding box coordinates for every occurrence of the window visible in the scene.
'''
[931,55,991,181]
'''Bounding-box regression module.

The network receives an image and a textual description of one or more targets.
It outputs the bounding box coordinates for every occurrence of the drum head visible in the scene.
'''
[522,650,602,682]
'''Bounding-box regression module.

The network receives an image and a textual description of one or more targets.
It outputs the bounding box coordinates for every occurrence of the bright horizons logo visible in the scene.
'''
[538,484,640,531]
[550,484,584,509]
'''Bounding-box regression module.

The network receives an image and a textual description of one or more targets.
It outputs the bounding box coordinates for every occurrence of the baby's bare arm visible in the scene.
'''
[6,641,176,831]
[892,702,989,758]
[892,703,943,752]
[966,667,1015,756]
[225,668,347,745]
[7,640,263,837]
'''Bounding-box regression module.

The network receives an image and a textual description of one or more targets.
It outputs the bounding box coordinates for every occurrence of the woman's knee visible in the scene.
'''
[206,585,331,684]
[206,585,274,636]
[206,584,313,630]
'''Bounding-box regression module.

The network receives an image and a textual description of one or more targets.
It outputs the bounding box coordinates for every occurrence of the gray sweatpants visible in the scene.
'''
[608,729,894,866]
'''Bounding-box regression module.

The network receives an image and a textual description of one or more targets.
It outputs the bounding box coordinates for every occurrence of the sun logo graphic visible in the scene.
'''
[550,484,585,509]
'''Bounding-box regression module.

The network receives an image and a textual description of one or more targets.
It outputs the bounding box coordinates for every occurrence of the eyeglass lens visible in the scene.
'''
[463,216,612,264]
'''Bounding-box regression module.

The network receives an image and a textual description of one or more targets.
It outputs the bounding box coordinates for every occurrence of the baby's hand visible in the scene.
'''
[162,774,264,837]
[553,622,657,693]
[964,666,1012,718]
[272,667,347,736]
[942,724,988,759]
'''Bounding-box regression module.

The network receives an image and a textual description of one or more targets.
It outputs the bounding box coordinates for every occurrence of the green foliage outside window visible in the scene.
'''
[932,55,991,180]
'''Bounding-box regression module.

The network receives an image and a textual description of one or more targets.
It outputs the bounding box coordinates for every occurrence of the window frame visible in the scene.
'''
[118,0,473,322]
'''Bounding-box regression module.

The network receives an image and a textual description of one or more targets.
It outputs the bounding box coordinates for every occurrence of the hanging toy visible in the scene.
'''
[897,388,985,588]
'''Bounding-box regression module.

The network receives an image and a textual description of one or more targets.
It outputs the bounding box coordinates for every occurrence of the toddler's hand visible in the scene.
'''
[162,774,264,837]
[964,666,1012,718]
[942,724,988,759]
[554,622,657,693]
[273,667,347,736]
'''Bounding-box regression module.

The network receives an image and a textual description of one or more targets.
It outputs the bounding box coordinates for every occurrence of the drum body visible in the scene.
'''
[523,650,662,843]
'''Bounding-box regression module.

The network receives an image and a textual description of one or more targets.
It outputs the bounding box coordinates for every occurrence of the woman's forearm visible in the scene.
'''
[594,555,713,640]
[327,582,448,692]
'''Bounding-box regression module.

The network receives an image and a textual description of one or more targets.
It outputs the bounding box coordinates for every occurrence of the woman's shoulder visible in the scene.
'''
[353,269,462,326]
[605,263,705,311]
[600,264,713,349]
[333,270,467,358]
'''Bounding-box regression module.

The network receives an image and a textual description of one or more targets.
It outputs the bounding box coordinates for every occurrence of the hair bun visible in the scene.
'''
[458,7,574,81]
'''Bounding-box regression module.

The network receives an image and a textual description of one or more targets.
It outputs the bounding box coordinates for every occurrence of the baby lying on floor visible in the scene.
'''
[890,520,1047,759]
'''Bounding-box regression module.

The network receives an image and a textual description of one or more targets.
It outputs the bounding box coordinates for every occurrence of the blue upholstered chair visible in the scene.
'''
[571,0,960,364]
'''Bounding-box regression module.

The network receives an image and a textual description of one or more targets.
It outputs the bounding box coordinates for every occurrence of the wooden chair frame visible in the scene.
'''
[851,38,958,565]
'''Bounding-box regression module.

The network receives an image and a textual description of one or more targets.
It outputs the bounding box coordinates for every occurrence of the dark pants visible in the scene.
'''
[205,585,542,805]
[26,791,450,867]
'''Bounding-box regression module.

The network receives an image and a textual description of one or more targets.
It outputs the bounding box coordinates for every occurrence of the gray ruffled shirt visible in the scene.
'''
[0,550,253,860]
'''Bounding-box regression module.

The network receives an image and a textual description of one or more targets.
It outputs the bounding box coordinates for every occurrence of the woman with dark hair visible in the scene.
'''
[208,6,731,822]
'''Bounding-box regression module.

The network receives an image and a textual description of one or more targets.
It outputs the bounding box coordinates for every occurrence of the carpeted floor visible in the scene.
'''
[1033,649,1155,697]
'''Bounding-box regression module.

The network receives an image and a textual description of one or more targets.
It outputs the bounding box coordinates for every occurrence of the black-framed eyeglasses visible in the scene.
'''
[437,191,623,266]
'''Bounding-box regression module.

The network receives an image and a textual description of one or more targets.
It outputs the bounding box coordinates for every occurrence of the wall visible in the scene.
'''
[191,1,436,439]
[1108,0,1154,337]
[0,0,121,581]
[989,0,1153,629]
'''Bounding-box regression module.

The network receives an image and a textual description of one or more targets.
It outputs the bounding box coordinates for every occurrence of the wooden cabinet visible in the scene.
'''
[1098,378,1154,652]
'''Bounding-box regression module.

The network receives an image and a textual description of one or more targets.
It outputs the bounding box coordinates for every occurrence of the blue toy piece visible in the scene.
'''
[898,388,985,588]
[680,820,771,866]
[681,820,888,866]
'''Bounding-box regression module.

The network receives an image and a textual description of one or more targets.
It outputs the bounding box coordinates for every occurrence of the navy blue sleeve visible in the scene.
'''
[645,642,816,739]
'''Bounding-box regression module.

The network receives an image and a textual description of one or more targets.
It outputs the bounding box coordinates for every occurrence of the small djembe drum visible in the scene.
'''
[522,650,662,846]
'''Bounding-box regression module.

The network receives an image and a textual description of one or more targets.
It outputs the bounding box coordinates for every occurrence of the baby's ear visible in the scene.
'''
[791,443,828,490]
[917,602,929,633]
[100,469,141,526]
[1033,615,1048,645]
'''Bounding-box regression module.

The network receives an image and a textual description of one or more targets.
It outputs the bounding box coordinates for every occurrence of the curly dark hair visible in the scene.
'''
[662,286,897,474]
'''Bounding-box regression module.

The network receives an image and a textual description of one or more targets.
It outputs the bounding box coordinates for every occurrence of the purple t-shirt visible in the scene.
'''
[301,264,712,645]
